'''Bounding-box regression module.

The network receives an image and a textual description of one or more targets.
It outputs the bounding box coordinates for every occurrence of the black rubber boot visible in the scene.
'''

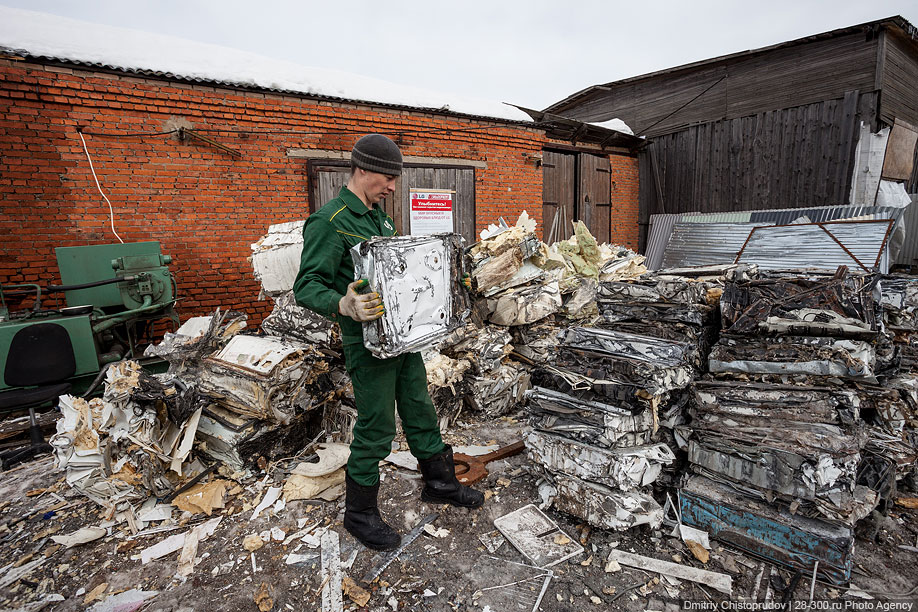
[418,445,485,508]
[343,474,401,551]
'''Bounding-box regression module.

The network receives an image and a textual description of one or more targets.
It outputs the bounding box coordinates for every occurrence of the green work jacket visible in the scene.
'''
[293,186,398,345]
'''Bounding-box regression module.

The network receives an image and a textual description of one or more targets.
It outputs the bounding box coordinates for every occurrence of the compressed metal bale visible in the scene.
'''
[198,335,331,423]
[545,470,664,531]
[597,277,708,305]
[692,380,861,426]
[708,335,876,379]
[720,272,878,338]
[680,475,854,585]
[879,275,918,329]
[351,233,469,359]
[526,430,673,490]
[598,302,713,327]
[557,327,695,395]
[526,386,653,449]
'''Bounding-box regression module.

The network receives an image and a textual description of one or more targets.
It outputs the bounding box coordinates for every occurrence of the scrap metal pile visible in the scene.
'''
[679,269,918,584]
[50,308,347,517]
[520,270,720,531]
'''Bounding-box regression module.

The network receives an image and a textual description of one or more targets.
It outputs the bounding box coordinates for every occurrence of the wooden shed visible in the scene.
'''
[544,16,918,252]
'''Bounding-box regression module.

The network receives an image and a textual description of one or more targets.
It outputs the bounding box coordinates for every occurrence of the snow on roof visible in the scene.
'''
[0,6,533,124]
[588,119,635,136]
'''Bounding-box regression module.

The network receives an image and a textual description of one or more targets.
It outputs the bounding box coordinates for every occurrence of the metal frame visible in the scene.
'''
[733,218,896,272]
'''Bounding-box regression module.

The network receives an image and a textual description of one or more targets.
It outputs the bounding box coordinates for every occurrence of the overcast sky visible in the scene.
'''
[3,0,917,110]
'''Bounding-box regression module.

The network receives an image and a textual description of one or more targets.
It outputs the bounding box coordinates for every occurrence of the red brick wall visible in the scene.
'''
[0,59,638,325]
[609,154,640,250]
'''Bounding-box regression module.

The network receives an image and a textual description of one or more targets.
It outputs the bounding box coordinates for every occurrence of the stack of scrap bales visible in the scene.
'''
[525,322,705,530]
[682,269,885,584]
[876,275,918,484]
[523,312,715,530]
[593,270,725,484]
[427,323,528,426]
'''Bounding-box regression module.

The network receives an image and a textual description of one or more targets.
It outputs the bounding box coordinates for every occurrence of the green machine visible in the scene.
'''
[0,241,178,394]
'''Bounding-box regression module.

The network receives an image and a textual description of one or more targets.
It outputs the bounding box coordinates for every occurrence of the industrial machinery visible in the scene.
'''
[0,241,178,394]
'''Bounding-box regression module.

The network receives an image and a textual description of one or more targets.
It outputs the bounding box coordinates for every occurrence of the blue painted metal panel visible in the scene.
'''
[679,476,853,585]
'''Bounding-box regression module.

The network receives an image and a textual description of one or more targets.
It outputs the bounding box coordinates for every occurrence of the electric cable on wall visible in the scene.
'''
[78,131,124,244]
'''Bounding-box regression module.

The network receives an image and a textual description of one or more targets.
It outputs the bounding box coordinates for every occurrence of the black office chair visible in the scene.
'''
[0,323,76,469]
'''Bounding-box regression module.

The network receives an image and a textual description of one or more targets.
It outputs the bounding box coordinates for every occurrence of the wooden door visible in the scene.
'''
[578,153,612,244]
[311,164,401,232]
[542,150,576,243]
[398,167,476,244]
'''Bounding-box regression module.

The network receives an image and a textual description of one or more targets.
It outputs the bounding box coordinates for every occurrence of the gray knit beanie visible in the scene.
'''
[351,134,403,176]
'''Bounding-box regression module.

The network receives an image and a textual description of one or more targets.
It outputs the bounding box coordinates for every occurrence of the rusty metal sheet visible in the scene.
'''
[721,272,879,338]
[680,475,854,585]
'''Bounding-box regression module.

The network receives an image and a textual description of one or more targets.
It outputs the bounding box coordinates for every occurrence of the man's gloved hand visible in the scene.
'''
[461,273,473,292]
[338,279,385,322]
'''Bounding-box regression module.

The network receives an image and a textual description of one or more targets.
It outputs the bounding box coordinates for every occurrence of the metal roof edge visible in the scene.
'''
[512,105,643,150]
[544,15,915,114]
[0,50,538,129]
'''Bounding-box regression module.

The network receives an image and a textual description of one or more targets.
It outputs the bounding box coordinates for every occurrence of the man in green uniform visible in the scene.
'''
[293,134,484,551]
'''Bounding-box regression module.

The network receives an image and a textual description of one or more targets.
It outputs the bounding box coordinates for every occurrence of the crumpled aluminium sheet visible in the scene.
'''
[465,363,531,418]
[557,327,695,395]
[351,233,469,359]
[50,361,203,508]
[708,335,876,379]
[544,471,664,531]
[693,381,861,426]
[261,290,339,347]
[720,273,879,338]
[880,275,918,329]
[250,219,306,297]
[198,335,331,424]
[526,386,653,449]
[526,430,673,490]
[598,277,708,305]
[487,278,562,326]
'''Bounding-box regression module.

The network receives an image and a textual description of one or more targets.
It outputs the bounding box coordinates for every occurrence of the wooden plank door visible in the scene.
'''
[312,164,401,233]
[542,150,576,243]
[398,167,476,244]
[578,153,612,244]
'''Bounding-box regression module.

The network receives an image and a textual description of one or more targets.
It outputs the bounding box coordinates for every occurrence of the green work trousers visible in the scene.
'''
[343,342,445,486]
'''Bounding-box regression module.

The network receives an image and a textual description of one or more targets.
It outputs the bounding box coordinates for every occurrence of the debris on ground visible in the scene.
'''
[1,215,916,611]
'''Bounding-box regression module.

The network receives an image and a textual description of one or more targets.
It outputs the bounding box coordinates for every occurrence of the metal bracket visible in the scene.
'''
[179,128,242,158]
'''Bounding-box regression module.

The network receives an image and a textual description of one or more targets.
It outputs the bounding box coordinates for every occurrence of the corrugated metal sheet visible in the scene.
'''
[735,221,893,272]
[649,204,907,270]
[660,214,900,272]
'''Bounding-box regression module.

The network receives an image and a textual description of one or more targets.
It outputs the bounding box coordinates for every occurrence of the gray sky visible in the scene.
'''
[3,0,917,110]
